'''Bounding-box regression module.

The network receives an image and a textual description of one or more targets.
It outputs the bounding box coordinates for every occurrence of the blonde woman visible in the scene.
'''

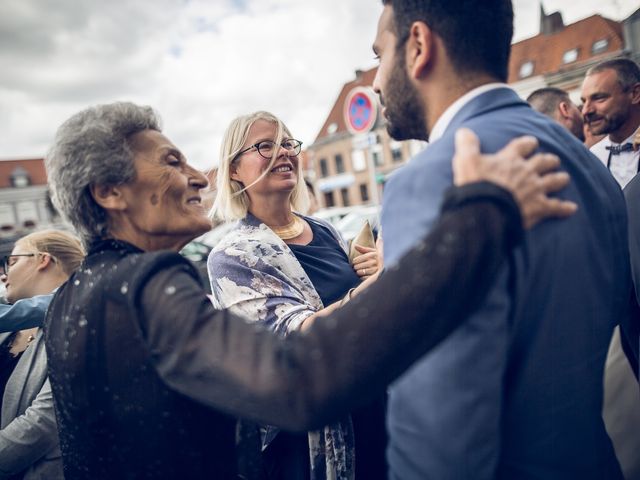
[208,112,385,480]
[0,230,84,479]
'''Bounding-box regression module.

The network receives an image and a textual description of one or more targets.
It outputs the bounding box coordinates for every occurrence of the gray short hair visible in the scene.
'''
[587,58,640,92]
[46,102,161,246]
[526,87,570,117]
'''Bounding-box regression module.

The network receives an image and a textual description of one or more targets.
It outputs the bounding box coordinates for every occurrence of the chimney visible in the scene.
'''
[355,69,364,81]
[539,2,565,35]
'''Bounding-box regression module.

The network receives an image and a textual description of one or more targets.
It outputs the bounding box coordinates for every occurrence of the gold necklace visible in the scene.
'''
[270,216,305,240]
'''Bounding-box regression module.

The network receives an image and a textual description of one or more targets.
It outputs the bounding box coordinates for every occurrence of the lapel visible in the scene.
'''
[1,329,46,427]
[445,87,527,136]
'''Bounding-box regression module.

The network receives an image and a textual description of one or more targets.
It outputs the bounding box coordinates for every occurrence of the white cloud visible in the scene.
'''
[0,0,637,169]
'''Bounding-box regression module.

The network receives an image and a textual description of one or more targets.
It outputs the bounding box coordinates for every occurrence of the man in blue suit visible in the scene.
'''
[0,295,50,332]
[372,1,631,478]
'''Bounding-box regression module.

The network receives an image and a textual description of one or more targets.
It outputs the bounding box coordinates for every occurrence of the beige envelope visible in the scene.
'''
[348,220,376,264]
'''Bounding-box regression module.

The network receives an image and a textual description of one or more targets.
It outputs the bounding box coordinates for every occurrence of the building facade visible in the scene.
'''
[0,158,59,257]
[307,69,425,209]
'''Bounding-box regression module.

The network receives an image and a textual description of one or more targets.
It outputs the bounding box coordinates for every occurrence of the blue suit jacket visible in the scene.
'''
[382,87,629,480]
[0,295,50,333]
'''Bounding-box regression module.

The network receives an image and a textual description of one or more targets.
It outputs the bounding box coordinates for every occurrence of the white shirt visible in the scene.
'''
[429,83,509,142]
[590,132,640,189]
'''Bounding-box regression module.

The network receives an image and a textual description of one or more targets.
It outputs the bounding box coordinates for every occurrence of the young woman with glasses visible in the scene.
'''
[208,111,385,480]
[0,230,84,479]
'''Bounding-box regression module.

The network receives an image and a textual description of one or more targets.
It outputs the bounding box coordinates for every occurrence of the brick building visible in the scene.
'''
[0,157,59,258]
[0,158,56,234]
[307,68,425,208]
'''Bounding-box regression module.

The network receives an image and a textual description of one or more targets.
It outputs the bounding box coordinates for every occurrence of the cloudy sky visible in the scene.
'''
[0,0,638,170]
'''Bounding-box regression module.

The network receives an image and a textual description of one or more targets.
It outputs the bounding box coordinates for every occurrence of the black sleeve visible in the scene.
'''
[140,182,523,430]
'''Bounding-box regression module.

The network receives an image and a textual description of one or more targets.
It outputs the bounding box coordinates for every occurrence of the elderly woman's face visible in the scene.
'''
[231,120,299,202]
[114,129,211,250]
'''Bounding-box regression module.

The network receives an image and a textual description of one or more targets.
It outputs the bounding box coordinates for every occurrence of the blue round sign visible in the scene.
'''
[344,87,377,134]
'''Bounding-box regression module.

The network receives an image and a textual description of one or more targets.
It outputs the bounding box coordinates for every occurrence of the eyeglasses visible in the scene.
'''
[236,139,303,160]
[1,254,36,275]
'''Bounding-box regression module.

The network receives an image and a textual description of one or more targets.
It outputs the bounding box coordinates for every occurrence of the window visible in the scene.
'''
[352,150,366,172]
[372,150,384,167]
[592,39,609,54]
[519,61,534,79]
[562,48,578,64]
[327,123,338,134]
[324,191,335,208]
[360,183,369,202]
[335,154,345,174]
[10,167,31,188]
[340,188,350,206]
[319,158,329,177]
[390,141,403,162]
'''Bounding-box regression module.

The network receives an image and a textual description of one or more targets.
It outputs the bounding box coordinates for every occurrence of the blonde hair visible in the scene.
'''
[210,111,309,221]
[18,229,85,276]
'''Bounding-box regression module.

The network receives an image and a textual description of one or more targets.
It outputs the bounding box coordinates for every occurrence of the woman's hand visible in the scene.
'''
[452,128,577,229]
[352,244,380,280]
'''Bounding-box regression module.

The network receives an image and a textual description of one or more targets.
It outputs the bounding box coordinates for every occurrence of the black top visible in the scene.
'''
[44,182,522,479]
[291,219,387,480]
[289,220,360,306]
[0,333,22,412]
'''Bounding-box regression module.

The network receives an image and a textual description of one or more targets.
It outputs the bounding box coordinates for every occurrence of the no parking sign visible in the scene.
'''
[343,87,378,135]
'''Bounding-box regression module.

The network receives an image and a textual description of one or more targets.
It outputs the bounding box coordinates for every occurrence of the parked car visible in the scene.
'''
[196,221,237,248]
[312,206,361,227]
[179,240,213,293]
[179,222,238,293]
[335,205,381,244]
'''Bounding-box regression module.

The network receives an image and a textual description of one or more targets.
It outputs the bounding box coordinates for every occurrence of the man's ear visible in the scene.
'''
[405,21,433,80]
[90,184,128,211]
[558,101,571,119]
[630,82,640,105]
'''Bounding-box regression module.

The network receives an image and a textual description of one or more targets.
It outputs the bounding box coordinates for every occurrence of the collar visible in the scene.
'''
[607,131,638,148]
[591,130,639,157]
[430,83,509,142]
[87,238,144,257]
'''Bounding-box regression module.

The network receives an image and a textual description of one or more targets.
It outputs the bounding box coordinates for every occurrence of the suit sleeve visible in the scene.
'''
[142,183,522,431]
[383,147,513,478]
[0,295,51,333]
[0,379,59,477]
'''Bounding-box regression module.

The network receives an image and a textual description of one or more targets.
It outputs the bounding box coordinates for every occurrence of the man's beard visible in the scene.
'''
[570,120,586,142]
[585,109,628,136]
[383,52,428,141]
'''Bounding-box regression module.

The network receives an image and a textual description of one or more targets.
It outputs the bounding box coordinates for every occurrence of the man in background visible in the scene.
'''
[581,58,640,187]
[527,87,585,141]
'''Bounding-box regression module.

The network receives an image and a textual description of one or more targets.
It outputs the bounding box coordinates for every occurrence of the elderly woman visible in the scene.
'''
[43,101,574,479]
[209,111,385,480]
[0,230,84,480]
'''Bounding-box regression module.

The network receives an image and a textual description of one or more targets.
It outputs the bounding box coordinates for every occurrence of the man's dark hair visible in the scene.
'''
[586,58,640,91]
[381,0,514,82]
[526,87,570,117]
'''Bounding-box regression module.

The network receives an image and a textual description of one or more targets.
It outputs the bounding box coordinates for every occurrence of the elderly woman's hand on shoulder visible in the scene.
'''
[452,128,578,229]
